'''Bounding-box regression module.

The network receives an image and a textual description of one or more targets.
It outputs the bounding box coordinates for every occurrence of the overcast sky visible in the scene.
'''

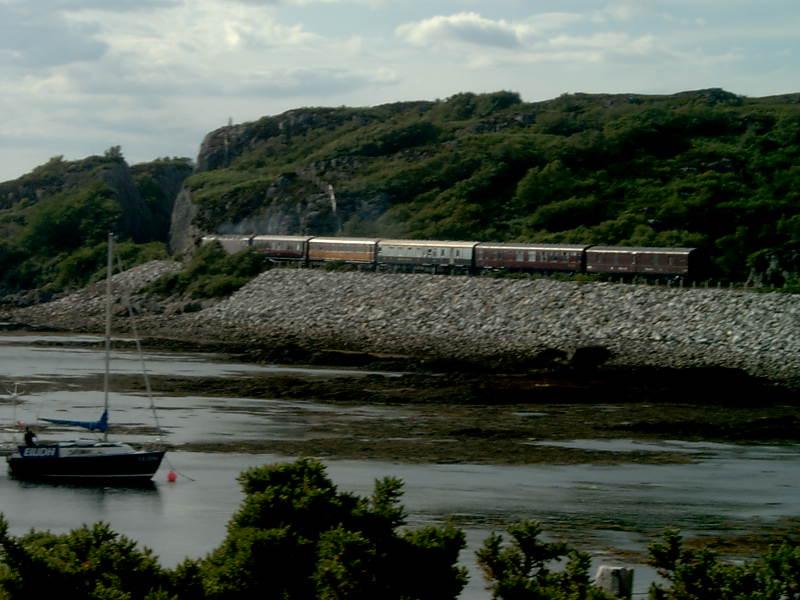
[1,0,798,182]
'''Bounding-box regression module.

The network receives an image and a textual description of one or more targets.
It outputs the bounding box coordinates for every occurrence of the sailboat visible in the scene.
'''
[7,234,166,483]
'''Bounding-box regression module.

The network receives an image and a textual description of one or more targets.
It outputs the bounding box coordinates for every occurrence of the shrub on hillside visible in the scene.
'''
[147,242,266,299]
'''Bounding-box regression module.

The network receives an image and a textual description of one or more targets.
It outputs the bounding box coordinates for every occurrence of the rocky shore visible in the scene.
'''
[3,263,799,387]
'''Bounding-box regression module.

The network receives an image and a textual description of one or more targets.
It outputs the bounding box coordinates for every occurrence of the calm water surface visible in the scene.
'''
[1,334,798,598]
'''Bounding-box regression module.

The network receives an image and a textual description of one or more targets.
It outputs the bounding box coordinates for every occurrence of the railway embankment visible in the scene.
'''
[4,265,799,388]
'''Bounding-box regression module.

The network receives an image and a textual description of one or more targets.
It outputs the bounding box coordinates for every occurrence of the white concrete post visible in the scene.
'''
[594,565,634,599]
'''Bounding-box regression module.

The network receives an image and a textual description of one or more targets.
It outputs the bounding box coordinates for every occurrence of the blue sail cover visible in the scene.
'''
[41,410,108,432]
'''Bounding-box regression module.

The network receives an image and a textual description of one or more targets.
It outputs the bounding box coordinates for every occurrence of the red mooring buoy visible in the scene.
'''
[167,470,177,483]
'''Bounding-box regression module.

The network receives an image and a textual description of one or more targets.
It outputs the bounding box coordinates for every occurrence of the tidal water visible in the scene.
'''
[0,334,798,598]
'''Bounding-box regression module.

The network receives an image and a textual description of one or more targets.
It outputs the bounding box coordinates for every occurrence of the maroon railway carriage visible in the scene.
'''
[307,237,380,264]
[250,235,312,261]
[585,246,694,276]
[475,243,590,272]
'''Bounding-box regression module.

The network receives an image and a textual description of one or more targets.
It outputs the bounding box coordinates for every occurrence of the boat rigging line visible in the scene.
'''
[115,252,197,483]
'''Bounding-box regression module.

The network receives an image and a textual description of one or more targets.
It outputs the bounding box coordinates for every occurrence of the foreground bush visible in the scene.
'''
[477,520,616,600]
[196,458,466,599]
[648,529,800,600]
[0,516,168,599]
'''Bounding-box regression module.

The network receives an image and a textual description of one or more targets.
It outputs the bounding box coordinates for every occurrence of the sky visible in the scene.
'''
[1,0,798,182]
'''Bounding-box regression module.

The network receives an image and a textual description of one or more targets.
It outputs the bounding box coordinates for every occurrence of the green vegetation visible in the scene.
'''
[647,529,800,600]
[0,152,191,296]
[477,520,615,599]
[145,241,266,299]
[188,89,800,283]
[0,459,797,599]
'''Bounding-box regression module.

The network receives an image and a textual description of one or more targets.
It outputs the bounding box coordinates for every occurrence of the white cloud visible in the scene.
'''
[397,12,522,49]
[600,1,648,22]
[396,11,660,66]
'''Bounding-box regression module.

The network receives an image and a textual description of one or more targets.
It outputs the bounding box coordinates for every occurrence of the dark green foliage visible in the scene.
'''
[20,183,121,255]
[146,241,265,299]
[647,529,800,600]
[477,520,615,600]
[53,241,167,291]
[0,514,169,599]
[199,458,467,599]
[0,154,188,296]
[131,157,193,241]
[350,121,442,157]
[185,89,800,283]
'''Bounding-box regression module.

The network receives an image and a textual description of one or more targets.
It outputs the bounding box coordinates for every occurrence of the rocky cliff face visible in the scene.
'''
[168,107,404,253]
[169,187,201,255]
[196,110,354,172]
[195,124,250,173]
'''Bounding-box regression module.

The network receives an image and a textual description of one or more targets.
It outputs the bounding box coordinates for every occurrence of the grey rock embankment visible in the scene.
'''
[6,260,183,330]
[4,266,799,386]
[193,270,799,385]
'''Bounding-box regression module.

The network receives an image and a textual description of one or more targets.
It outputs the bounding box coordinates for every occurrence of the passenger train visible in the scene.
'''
[200,235,696,278]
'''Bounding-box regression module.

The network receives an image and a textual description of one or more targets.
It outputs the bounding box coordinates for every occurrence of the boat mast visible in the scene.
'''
[103,232,113,442]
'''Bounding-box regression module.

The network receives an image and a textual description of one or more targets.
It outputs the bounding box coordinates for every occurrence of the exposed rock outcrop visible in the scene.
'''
[168,188,202,256]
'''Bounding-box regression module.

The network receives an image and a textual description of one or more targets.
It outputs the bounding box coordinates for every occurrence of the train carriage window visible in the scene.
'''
[516,251,524,263]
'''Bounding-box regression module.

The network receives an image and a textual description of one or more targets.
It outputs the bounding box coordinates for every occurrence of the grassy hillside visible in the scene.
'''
[188,89,800,284]
[0,152,192,296]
